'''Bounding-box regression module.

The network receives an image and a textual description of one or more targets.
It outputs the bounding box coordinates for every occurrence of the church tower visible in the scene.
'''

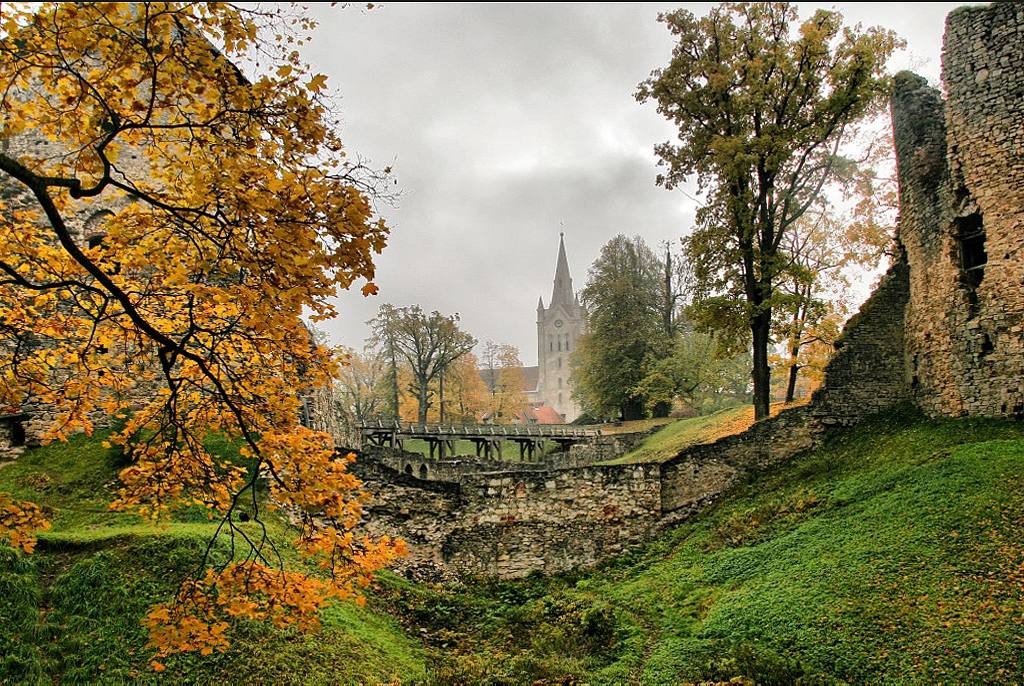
[535,234,585,422]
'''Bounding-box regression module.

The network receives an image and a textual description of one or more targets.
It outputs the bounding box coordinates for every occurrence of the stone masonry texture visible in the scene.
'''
[895,3,1024,418]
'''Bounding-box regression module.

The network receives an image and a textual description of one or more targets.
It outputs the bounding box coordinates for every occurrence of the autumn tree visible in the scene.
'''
[771,127,898,402]
[480,340,528,423]
[334,347,390,440]
[368,304,476,424]
[0,2,404,661]
[633,323,751,415]
[440,352,488,423]
[637,2,901,420]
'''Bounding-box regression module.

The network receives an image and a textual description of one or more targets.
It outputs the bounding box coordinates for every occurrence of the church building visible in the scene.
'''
[523,234,585,423]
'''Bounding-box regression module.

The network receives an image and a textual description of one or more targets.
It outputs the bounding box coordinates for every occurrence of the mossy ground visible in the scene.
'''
[0,434,425,685]
[395,408,1024,685]
[4,408,1024,684]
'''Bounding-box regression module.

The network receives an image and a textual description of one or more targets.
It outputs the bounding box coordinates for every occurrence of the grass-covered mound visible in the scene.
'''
[603,401,804,465]
[397,408,1024,685]
[0,434,426,685]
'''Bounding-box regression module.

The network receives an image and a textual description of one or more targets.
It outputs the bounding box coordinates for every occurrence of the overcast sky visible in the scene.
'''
[303,2,962,366]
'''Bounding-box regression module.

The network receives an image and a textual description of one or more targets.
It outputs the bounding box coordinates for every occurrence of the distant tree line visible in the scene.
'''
[333,304,528,438]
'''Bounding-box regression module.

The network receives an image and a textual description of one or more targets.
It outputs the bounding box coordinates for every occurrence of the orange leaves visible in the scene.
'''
[361,282,379,297]
[144,549,406,661]
[2,0,404,669]
[306,73,329,93]
[0,494,51,553]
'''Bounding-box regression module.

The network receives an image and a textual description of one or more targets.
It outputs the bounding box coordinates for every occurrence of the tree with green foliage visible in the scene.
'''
[634,323,751,415]
[573,235,669,420]
[368,304,476,424]
[637,2,901,420]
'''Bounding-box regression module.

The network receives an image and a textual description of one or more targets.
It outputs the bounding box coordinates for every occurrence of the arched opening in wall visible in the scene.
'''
[10,419,25,447]
[404,463,413,476]
[956,211,986,314]
[418,464,428,480]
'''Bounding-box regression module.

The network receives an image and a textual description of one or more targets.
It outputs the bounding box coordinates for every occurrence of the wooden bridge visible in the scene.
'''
[359,419,600,460]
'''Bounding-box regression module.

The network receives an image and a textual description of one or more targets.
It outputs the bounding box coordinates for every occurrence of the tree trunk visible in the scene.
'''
[417,380,429,425]
[751,309,772,421]
[439,371,445,423]
[784,292,809,404]
[784,348,799,403]
[663,247,675,338]
[388,345,399,419]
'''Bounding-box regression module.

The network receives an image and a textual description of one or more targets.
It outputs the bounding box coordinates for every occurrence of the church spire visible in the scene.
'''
[550,232,574,307]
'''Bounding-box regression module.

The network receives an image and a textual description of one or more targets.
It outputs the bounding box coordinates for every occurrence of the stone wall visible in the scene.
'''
[351,452,663,579]
[894,3,1024,418]
[353,255,913,578]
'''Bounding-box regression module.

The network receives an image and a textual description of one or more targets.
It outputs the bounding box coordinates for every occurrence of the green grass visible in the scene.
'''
[7,408,1024,684]
[0,434,426,685]
[592,417,676,435]
[602,405,755,464]
[399,407,1024,685]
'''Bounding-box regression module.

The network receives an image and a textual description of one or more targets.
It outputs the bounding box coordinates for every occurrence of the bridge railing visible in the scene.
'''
[359,418,599,439]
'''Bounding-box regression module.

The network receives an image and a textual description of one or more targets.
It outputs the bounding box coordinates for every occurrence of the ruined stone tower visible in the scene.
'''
[534,234,585,422]
[892,2,1024,418]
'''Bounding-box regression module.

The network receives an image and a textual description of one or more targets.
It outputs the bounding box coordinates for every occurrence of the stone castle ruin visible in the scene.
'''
[354,3,1024,579]
[2,3,1020,579]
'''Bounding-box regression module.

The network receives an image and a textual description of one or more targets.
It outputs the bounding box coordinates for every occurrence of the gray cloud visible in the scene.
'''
[303,2,964,364]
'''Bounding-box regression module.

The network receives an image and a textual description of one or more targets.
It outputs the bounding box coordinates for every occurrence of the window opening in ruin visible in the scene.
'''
[557,357,561,369]
[418,464,428,480]
[87,234,106,249]
[956,212,986,290]
[557,338,562,351]
[10,419,25,447]
[404,464,413,475]
[980,332,994,358]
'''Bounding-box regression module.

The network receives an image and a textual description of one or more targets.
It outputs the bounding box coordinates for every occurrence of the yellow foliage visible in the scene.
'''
[0,495,51,553]
[0,1,403,663]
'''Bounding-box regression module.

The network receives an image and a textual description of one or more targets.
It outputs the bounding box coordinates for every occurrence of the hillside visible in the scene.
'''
[397,408,1024,684]
[0,435,425,685]
[603,402,805,465]
[4,409,1024,684]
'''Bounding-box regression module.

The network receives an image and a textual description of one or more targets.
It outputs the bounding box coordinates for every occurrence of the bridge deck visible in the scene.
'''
[358,420,599,459]
[359,419,599,441]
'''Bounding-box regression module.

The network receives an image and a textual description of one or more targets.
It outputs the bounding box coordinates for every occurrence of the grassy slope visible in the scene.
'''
[0,434,425,685]
[6,409,1024,685]
[398,408,1024,685]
